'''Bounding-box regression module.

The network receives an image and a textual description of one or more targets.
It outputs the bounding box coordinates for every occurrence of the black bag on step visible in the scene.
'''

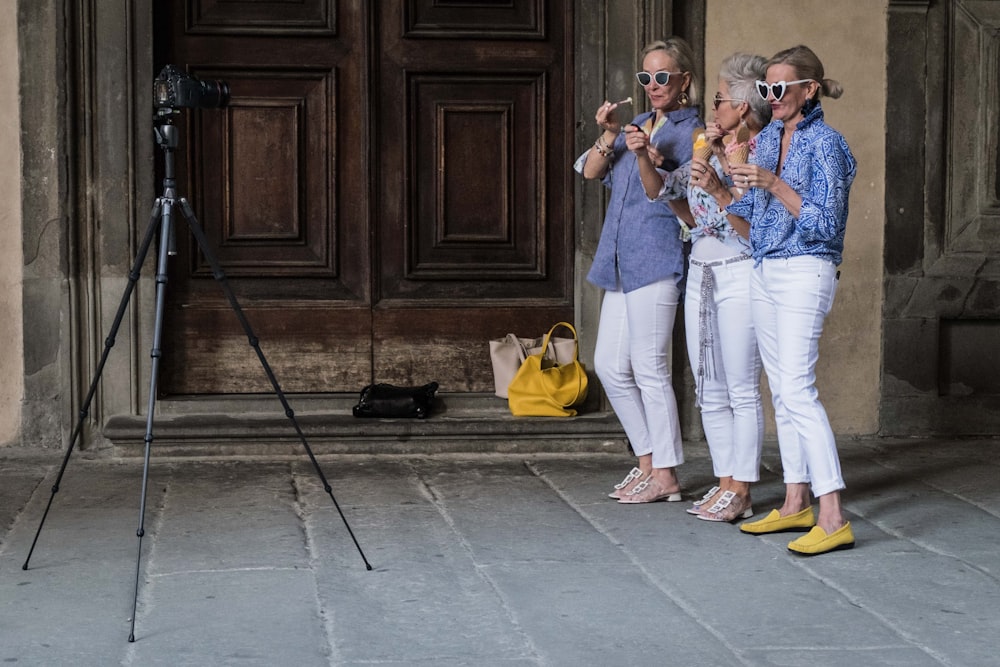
[352,382,439,419]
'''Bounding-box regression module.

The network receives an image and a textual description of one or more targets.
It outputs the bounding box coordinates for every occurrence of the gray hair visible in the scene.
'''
[642,36,701,106]
[719,52,772,128]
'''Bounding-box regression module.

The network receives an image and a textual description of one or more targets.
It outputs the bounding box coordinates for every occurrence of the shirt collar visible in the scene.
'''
[638,105,701,125]
[666,105,701,124]
[795,101,825,130]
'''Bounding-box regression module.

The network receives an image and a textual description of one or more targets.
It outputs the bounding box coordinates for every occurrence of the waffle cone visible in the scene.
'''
[691,128,713,161]
[729,143,750,165]
[734,123,751,145]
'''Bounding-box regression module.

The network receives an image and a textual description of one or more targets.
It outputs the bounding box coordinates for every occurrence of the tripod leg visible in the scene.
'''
[22,200,164,571]
[177,197,372,571]
[128,198,177,642]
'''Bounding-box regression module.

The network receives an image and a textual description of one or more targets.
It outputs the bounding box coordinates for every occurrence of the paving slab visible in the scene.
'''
[1,439,999,666]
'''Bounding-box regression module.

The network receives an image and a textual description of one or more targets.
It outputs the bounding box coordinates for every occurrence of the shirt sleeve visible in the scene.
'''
[653,161,691,202]
[796,134,857,242]
[574,130,628,188]
[727,188,753,220]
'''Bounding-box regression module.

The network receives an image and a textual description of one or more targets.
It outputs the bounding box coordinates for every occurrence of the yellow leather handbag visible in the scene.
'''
[507,322,588,417]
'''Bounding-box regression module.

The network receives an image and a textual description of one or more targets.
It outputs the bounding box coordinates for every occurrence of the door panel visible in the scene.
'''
[156,0,573,395]
[374,0,573,390]
[156,1,370,394]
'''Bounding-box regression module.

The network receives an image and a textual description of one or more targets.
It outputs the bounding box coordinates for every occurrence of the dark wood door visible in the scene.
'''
[155,1,572,395]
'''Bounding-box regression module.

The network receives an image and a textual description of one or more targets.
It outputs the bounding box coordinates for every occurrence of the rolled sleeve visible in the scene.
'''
[796,135,857,243]
[653,162,690,202]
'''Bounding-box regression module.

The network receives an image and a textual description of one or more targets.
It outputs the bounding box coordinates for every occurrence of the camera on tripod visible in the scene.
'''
[153,64,230,113]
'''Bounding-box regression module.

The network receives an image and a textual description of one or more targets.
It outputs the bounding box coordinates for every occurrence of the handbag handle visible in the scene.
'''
[538,321,586,404]
[504,333,531,363]
[539,322,579,362]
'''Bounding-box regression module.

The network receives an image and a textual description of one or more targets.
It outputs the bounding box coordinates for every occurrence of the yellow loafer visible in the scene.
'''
[787,522,856,556]
[739,507,816,534]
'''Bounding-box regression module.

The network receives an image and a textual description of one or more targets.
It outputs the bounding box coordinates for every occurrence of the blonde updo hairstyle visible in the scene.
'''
[767,44,843,101]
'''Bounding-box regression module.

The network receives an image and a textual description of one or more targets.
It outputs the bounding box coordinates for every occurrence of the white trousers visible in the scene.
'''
[594,279,684,468]
[685,256,764,482]
[751,256,845,497]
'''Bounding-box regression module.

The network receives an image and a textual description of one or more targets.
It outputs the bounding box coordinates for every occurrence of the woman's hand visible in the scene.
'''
[646,143,663,168]
[730,163,779,192]
[595,100,624,134]
[624,126,665,167]
[703,120,728,146]
[624,124,650,157]
[689,157,726,198]
[731,163,804,218]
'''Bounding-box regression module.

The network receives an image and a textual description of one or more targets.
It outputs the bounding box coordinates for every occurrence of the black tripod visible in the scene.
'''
[21,114,372,643]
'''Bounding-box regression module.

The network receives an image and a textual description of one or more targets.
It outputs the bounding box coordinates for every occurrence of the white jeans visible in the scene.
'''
[685,256,763,482]
[594,279,684,469]
[751,256,844,497]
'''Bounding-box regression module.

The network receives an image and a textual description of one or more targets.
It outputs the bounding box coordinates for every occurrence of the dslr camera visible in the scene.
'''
[153,64,230,111]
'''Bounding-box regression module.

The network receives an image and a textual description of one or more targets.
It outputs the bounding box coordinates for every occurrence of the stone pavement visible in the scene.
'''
[1,437,998,666]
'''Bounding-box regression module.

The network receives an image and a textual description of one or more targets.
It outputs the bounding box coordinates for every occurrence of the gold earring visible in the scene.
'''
[678,91,690,106]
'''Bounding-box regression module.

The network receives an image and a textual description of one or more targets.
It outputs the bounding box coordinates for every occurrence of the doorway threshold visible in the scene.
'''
[102,393,627,457]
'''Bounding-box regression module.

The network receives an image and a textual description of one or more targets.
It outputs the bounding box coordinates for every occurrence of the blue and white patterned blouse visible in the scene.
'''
[727,103,856,266]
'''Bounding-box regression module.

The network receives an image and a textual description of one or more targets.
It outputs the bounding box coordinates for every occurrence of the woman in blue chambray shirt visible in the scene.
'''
[726,45,858,555]
[574,37,702,505]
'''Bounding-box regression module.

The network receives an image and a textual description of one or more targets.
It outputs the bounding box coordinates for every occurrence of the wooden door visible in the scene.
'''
[155,1,572,395]
[372,0,574,390]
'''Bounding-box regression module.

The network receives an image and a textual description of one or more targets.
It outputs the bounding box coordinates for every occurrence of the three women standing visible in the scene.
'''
[577,40,856,556]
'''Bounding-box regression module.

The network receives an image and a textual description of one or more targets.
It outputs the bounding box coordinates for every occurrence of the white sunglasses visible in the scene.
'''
[636,70,683,87]
[755,79,814,101]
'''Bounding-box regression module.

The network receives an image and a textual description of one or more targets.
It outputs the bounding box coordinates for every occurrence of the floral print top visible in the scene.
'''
[654,146,753,256]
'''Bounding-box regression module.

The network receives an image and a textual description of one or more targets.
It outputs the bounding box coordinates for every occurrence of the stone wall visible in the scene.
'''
[0,0,23,445]
[704,0,888,435]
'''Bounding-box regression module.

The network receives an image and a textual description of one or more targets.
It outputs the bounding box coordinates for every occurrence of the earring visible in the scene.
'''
[678,91,690,106]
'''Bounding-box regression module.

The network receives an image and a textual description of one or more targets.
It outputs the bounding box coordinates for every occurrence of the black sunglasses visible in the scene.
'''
[635,70,683,87]
[755,79,813,101]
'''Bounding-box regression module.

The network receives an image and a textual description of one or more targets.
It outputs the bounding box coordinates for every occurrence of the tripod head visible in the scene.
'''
[153,110,181,151]
[152,112,181,209]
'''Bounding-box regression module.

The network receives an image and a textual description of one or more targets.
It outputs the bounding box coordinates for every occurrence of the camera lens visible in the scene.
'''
[198,80,231,109]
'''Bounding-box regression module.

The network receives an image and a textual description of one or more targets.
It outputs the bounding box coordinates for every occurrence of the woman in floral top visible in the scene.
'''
[639,52,772,523]
[724,45,858,556]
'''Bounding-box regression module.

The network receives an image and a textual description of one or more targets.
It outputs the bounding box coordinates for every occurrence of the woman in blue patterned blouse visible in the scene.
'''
[574,37,702,504]
[725,45,858,555]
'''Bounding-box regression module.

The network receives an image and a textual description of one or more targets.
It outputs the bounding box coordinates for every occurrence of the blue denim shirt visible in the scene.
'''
[576,107,702,292]
[727,103,856,266]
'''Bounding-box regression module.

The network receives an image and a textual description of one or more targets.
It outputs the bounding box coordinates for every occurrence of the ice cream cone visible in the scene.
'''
[734,123,750,145]
[725,124,752,165]
[729,143,750,165]
[691,129,713,161]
